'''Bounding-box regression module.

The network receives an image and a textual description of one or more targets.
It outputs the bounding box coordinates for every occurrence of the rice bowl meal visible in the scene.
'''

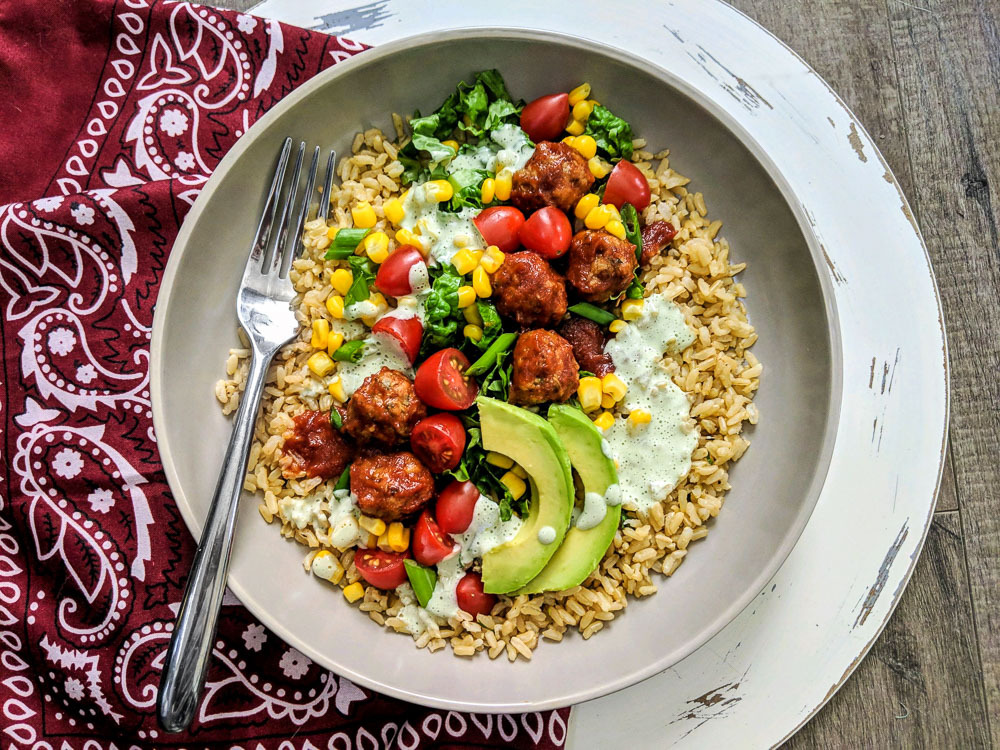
[215,71,761,660]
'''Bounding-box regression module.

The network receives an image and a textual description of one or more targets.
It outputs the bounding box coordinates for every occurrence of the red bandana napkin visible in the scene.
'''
[0,1,570,745]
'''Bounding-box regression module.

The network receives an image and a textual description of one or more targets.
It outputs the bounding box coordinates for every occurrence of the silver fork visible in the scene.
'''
[157,138,336,733]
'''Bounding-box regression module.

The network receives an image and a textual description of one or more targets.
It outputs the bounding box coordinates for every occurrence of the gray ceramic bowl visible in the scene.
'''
[151,28,840,711]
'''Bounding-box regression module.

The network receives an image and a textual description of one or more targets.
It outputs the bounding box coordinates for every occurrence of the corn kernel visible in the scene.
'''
[568,82,592,106]
[326,226,339,240]
[326,332,345,356]
[602,373,628,401]
[609,319,627,333]
[331,268,353,296]
[387,522,409,553]
[452,248,478,275]
[601,393,617,410]
[363,231,390,263]
[573,134,598,160]
[605,202,621,221]
[311,319,329,350]
[566,119,585,136]
[464,324,483,342]
[342,582,365,603]
[486,451,514,469]
[326,294,345,319]
[463,304,484,325]
[395,228,425,253]
[605,218,627,240]
[572,100,595,122]
[359,515,386,536]
[351,201,377,229]
[500,471,527,500]
[442,139,459,152]
[360,531,378,549]
[621,298,645,320]
[587,98,601,108]
[328,376,347,402]
[588,156,611,179]
[426,179,454,202]
[578,376,603,412]
[628,409,652,427]
[481,178,496,204]
[575,193,600,220]
[310,550,345,584]
[593,411,616,431]
[307,351,335,377]
[480,245,505,274]
[494,170,513,201]
[562,135,578,148]
[457,286,476,308]
[511,463,528,480]
[376,529,392,551]
[384,197,405,225]
[473,266,492,297]
[584,205,611,230]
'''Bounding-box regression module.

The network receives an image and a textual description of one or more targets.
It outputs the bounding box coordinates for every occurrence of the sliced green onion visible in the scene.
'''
[568,302,616,326]
[465,332,517,376]
[330,408,343,429]
[323,227,371,260]
[332,340,365,362]
[334,465,350,490]
[404,559,437,608]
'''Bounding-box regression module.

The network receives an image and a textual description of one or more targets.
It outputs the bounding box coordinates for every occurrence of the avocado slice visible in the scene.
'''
[516,404,620,594]
[478,397,574,594]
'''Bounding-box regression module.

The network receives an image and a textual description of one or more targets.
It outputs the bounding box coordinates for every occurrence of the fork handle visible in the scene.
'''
[157,349,272,732]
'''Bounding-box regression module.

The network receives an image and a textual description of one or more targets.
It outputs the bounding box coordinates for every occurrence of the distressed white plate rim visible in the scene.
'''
[243,0,949,745]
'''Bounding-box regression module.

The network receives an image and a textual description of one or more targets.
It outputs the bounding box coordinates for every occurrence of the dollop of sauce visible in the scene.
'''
[454,494,523,565]
[603,295,699,512]
[537,525,557,545]
[424,552,466,620]
[280,485,357,538]
[335,333,413,397]
[394,583,440,635]
[281,410,351,480]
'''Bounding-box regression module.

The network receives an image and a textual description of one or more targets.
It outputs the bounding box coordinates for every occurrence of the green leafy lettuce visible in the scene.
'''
[584,104,634,161]
[421,264,463,352]
[448,421,525,521]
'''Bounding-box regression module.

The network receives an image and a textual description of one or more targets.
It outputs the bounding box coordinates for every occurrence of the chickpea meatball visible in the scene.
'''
[350,451,435,521]
[509,330,580,406]
[566,229,638,303]
[344,367,427,446]
[491,251,568,328]
[511,141,595,214]
[559,317,615,377]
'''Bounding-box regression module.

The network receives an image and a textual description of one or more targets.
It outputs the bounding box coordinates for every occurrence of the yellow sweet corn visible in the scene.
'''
[326,226,339,240]
[342,582,364,603]
[457,286,476,308]
[376,529,392,551]
[426,179,454,202]
[605,218,627,241]
[387,522,409,553]
[565,119,585,136]
[360,531,377,549]
[326,294,345,319]
[494,170,512,201]
[575,193,600,220]
[311,319,330,350]
[486,451,514,469]
[587,98,601,108]
[511,463,528,480]
[472,266,491,297]
[480,178,496,204]
[384,197,405,225]
[307,351,335,377]
[602,372,628,401]
[326,331,345,356]
[480,245,505,273]
[578,376,603,412]
[452,248,478,275]
[363,231,390,263]
[572,100,595,122]
[588,156,611,179]
[464,324,483,342]
[628,409,651,427]
[621,298,645,320]
[562,135,578,148]
[442,139,459,152]
[601,393,617,410]
[568,82,592,106]
[609,319,627,333]
[395,228,425,252]
[592,411,616,431]
[463,303,483,326]
[310,550,345,584]
[351,201,377,229]
[328,376,347,402]
[500,471,527,500]
[358,515,386,536]
[331,268,353,296]
[573,134,598,160]
[584,204,612,230]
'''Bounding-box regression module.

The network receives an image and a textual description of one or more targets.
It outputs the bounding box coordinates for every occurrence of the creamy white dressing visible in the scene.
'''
[407,261,430,295]
[537,525,557,545]
[394,583,440,635]
[603,295,699,512]
[424,551,465,620]
[344,297,388,322]
[400,184,483,266]
[279,485,357,538]
[577,492,608,531]
[446,124,534,174]
[331,317,366,341]
[336,332,413,396]
[454,493,524,565]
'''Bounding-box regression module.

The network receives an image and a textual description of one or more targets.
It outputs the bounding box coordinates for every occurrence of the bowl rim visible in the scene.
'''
[150,25,844,712]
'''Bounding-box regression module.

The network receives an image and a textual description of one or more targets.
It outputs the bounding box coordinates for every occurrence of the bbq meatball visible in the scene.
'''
[511,141,595,214]
[640,220,678,266]
[344,367,427,446]
[566,229,638,303]
[559,317,615,377]
[492,251,568,328]
[281,409,354,480]
[350,451,434,521]
[509,330,580,405]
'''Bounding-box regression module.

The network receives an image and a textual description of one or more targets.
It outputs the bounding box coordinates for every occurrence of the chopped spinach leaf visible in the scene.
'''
[584,104,634,161]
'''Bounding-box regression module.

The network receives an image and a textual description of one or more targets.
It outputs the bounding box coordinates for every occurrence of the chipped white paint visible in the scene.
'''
[248,0,948,744]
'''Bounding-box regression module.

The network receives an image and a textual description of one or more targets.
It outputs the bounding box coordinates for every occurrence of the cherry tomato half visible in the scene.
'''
[375,245,426,297]
[473,206,525,253]
[519,92,570,143]
[414,348,479,411]
[410,413,466,473]
[602,160,651,211]
[435,480,480,535]
[456,572,497,618]
[372,314,423,364]
[412,510,456,566]
[354,549,409,590]
[518,206,572,259]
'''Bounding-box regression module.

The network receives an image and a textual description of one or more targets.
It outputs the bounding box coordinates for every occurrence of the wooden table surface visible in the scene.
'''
[216,0,998,745]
